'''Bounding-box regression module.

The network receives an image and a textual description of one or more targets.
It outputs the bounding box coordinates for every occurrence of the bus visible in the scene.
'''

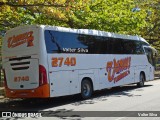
[2,25,157,99]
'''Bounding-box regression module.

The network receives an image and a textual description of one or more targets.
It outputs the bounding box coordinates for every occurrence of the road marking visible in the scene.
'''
[115,117,126,120]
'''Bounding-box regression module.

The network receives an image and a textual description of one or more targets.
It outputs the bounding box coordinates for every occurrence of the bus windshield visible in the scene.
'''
[144,46,158,69]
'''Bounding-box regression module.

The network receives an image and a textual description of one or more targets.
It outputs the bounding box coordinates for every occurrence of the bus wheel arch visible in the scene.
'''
[137,71,146,87]
[81,77,93,99]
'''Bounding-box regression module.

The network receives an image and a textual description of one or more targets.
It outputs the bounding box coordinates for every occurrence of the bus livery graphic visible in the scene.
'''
[106,57,131,83]
[7,31,34,48]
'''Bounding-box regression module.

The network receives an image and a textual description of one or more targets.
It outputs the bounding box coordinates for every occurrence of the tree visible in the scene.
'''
[136,0,160,52]
[0,0,159,53]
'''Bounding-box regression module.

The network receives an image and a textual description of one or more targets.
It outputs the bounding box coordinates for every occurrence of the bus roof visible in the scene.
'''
[42,25,148,43]
[6,25,149,44]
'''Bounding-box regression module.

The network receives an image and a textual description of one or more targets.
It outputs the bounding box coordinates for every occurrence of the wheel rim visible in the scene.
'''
[82,83,91,97]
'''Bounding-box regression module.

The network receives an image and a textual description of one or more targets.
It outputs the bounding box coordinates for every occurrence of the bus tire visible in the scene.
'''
[81,79,93,99]
[137,73,145,87]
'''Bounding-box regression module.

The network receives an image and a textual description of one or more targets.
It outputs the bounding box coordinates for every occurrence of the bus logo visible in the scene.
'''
[8,31,34,48]
[2,112,11,117]
[106,57,131,83]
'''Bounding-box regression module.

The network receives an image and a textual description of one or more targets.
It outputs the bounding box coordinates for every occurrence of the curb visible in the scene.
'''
[154,77,160,80]
[155,74,160,80]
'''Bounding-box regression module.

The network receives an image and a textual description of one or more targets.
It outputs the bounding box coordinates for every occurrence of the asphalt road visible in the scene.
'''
[0,79,160,120]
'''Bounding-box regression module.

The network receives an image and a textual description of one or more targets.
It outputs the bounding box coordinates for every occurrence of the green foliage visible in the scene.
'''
[0,0,159,53]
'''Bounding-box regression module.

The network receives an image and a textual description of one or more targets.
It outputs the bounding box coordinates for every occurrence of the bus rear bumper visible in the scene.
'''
[5,84,50,98]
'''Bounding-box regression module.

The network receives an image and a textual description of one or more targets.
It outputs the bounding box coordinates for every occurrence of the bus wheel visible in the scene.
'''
[81,79,93,99]
[137,73,145,87]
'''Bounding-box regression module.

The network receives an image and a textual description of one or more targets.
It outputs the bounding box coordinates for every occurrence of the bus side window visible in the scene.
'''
[111,38,123,54]
[122,40,136,54]
[135,41,144,54]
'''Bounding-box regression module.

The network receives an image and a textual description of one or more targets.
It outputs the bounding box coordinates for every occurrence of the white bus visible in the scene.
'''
[2,25,157,99]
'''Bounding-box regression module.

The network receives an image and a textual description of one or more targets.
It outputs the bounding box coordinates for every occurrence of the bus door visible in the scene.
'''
[144,47,155,80]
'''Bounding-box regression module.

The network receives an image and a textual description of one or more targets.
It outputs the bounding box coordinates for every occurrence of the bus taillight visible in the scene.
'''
[39,65,47,86]
[2,69,7,88]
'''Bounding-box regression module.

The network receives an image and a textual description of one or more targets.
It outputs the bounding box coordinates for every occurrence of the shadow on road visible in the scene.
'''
[0,84,153,112]
[71,84,152,106]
